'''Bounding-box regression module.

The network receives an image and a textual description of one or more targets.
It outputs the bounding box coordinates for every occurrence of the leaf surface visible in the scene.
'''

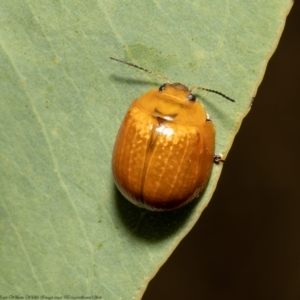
[0,1,293,299]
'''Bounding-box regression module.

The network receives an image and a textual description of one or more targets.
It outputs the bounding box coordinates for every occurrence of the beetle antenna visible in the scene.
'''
[190,86,235,102]
[110,57,170,83]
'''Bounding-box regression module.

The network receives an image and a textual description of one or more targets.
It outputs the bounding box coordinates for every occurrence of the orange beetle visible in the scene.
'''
[110,57,234,211]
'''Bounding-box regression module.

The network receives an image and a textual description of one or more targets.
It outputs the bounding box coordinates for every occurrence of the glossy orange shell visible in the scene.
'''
[112,83,215,211]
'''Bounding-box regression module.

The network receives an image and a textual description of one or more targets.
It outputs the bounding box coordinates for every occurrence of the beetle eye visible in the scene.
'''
[159,84,166,92]
[187,93,196,102]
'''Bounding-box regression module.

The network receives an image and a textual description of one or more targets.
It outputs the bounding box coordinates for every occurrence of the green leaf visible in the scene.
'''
[0,0,292,298]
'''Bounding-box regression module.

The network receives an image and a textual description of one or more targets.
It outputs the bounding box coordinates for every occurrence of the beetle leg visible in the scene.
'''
[214,154,225,164]
[206,113,212,121]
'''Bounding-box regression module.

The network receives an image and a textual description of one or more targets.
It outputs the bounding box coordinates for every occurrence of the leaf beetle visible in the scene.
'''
[110,57,235,211]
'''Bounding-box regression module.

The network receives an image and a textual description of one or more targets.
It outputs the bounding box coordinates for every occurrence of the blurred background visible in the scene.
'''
[143,2,300,299]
